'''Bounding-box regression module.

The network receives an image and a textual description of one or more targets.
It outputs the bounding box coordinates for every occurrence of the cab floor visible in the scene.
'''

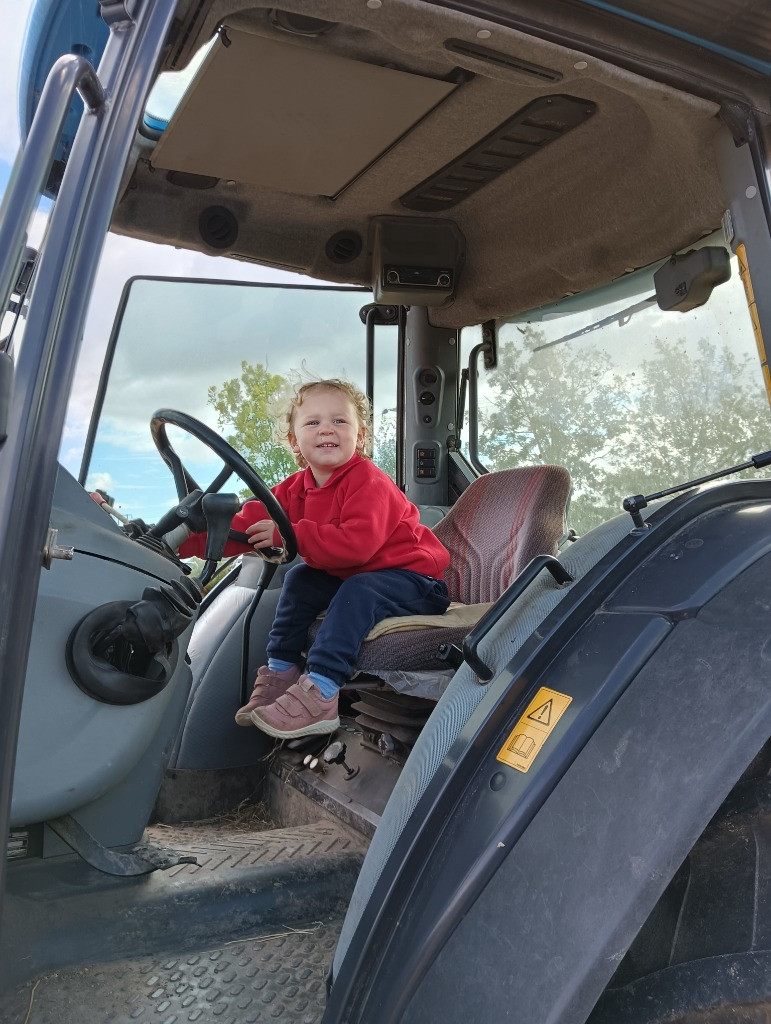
[0,819,366,1023]
[1,918,341,1023]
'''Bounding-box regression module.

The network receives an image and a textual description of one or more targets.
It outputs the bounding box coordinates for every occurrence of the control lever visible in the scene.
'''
[148,489,205,538]
[323,741,360,780]
[198,492,241,586]
[303,753,326,774]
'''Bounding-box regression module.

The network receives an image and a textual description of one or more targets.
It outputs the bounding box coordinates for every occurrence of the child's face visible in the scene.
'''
[289,388,364,485]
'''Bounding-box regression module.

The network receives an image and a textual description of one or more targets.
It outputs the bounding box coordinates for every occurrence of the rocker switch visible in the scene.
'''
[415,445,438,479]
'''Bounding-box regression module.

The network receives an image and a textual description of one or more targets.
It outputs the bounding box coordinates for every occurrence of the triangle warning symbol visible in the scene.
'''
[528,699,553,726]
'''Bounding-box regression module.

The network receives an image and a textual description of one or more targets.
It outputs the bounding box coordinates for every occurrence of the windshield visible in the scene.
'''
[82,279,396,524]
[461,250,770,534]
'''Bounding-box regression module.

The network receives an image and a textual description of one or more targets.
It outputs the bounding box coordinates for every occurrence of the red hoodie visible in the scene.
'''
[179,454,449,581]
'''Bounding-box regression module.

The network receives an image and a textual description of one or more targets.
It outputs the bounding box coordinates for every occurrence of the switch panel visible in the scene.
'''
[415,445,438,479]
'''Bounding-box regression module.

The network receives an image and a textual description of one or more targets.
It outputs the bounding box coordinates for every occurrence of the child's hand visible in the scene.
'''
[246,519,279,550]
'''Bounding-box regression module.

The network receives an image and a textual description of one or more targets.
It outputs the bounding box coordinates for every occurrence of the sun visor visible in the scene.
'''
[150,27,458,198]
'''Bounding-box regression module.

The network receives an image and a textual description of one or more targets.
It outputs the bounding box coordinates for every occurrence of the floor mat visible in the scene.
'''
[1,821,367,1018]
[1,918,341,1023]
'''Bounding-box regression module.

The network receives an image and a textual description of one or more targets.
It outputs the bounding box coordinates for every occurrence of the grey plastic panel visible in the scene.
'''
[66,672,193,848]
[11,466,194,827]
[332,505,649,977]
[173,583,280,770]
[328,487,771,1023]
[51,464,190,578]
[403,553,771,1023]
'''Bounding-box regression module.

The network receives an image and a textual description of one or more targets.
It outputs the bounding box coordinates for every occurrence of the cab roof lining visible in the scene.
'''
[110,0,737,328]
[564,0,771,68]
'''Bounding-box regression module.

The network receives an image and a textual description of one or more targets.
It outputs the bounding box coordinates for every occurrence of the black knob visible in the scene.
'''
[323,741,359,779]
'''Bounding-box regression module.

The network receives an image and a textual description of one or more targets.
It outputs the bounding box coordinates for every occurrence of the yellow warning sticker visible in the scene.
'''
[496,687,573,773]
[737,243,771,409]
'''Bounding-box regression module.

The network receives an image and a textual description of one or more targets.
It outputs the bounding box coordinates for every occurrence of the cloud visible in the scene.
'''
[88,471,115,493]
[61,236,338,468]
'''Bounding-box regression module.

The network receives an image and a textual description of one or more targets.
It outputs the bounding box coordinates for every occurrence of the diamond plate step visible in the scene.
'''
[144,819,366,876]
[0,919,341,1023]
[2,822,366,993]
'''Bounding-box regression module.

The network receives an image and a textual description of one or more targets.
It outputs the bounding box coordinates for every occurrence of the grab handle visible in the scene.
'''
[0,55,104,319]
[440,555,574,682]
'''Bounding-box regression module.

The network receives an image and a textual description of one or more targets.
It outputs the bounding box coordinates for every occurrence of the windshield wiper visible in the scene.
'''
[532,294,657,352]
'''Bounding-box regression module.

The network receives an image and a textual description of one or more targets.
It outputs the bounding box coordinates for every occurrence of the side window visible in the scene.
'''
[461,252,768,535]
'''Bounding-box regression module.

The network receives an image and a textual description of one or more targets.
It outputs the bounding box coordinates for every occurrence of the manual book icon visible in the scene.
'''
[507,733,536,759]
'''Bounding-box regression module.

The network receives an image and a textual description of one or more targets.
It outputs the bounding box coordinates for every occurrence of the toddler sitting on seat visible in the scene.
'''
[180,378,450,739]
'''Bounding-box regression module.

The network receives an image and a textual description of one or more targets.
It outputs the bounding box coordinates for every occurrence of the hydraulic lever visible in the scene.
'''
[198,492,242,586]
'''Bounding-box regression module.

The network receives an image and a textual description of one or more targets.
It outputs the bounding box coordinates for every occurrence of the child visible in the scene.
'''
[180,379,450,740]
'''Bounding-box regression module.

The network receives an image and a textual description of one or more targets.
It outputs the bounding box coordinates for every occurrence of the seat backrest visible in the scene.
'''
[434,466,571,604]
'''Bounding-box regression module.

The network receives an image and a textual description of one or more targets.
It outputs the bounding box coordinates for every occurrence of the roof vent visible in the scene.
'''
[401,94,596,213]
[326,231,363,264]
[199,206,238,249]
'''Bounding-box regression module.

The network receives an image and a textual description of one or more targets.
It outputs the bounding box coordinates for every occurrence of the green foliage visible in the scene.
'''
[477,328,771,535]
[208,361,400,489]
[478,328,630,534]
[210,343,771,539]
[181,556,236,593]
[373,407,397,480]
[601,338,769,499]
[207,361,297,490]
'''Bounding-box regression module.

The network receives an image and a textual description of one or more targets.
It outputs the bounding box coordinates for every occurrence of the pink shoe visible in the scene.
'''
[250,675,340,739]
[234,664,302,726]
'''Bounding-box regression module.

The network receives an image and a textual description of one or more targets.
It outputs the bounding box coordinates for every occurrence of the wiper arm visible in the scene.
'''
[532,294,657,352]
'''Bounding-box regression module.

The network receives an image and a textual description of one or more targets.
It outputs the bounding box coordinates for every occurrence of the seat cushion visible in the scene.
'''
[308,618,472,672]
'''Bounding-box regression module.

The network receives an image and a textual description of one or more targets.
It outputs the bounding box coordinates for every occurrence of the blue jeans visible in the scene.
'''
[267,564,450,686]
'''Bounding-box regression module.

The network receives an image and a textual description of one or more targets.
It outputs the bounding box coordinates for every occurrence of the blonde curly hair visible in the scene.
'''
[275,378,373,469]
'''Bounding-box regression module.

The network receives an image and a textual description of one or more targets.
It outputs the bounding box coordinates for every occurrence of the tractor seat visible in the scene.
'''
[308,465,572,676]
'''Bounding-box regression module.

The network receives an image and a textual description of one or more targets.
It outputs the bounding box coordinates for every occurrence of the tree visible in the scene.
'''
[207,361,296,489]
[477,327,632,534]
[476,327,771,535]
[373,406,397,480]
[601,337,771,502]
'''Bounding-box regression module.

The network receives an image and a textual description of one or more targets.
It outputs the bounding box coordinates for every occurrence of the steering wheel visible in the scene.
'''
[149,408,297,563]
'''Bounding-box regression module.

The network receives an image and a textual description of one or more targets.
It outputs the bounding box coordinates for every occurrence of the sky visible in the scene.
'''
[0,1,28,178]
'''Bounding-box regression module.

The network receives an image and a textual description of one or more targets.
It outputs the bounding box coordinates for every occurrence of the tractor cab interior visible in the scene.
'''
[2,0,771,1020]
